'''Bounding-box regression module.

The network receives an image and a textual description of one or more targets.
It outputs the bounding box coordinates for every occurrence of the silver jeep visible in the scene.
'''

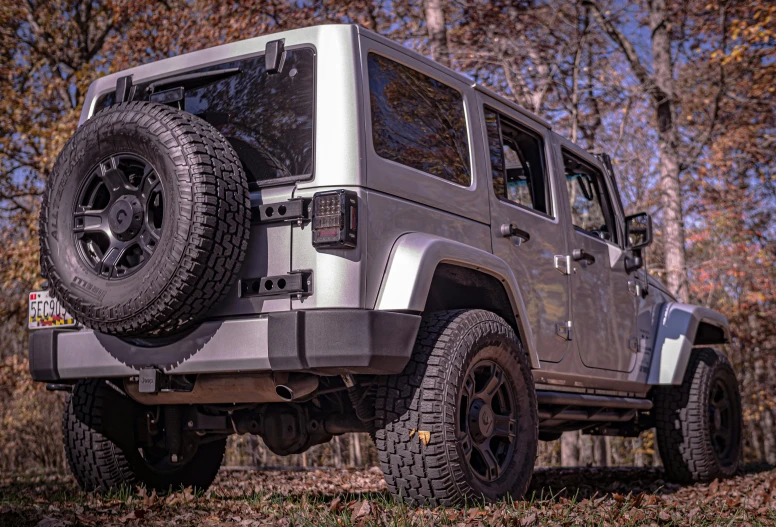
[30,24,741,505]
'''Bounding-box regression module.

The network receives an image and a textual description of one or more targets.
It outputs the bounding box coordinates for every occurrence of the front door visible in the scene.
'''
[560,146,639,372]
[480,100,571,363]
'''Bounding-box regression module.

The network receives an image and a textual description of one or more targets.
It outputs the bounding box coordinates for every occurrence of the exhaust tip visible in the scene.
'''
[275,384,294,402]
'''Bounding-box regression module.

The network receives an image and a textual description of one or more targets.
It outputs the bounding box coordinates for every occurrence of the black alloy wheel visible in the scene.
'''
[458,359,517,483]
[73,154,164,280]
[709,378,736,464]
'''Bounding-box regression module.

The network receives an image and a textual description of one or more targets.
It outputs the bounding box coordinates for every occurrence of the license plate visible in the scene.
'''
[28,290,76,329]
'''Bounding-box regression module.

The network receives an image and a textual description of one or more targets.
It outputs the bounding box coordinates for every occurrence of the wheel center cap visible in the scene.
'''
[109,195,143,238]
[468,400,495,440]
[479,404,495,437]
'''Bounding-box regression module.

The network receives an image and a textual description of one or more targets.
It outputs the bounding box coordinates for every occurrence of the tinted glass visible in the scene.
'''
[484,108,550,214]
[368,53,471,186]
[185,49,315,184]
[563,151,616,241]
[95,49,316,186]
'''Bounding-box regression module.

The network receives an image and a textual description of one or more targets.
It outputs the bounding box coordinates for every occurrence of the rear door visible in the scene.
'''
[559,144,639,372]
[477,96,571,363]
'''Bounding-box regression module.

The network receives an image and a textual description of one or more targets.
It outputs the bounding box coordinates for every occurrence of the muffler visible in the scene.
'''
[125,372,319,405]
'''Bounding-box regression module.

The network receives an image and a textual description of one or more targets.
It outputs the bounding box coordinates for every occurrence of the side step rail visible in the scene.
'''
[536,390,652,425]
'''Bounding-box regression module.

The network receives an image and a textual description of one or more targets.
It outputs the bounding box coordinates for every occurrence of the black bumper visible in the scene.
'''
[29,310,421,382]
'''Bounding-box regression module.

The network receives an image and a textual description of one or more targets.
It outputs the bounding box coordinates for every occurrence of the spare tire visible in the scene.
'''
[40,101,250,337]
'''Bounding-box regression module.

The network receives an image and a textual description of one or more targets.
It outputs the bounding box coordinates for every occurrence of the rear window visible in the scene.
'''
[367,53,471,186]
[94,47,316,187]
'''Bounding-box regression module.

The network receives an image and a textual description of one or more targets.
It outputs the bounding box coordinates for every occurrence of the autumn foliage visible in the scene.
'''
[0,0,774,473]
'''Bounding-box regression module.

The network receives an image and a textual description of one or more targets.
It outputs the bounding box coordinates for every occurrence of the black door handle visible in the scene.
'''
[500,223,530,244]
[572,248,596,264]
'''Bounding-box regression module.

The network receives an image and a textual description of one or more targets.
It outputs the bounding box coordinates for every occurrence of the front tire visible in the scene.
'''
[655,348,742,483]
[63,379,225,493]
[374,310,538,506]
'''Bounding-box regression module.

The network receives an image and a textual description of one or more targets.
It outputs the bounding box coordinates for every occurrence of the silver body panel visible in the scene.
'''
[55,24,730,392]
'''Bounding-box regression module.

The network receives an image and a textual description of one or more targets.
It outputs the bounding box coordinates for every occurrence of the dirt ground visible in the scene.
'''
[1,465,775,526]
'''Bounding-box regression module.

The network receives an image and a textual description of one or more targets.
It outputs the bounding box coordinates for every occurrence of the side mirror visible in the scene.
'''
[625,212,653,250]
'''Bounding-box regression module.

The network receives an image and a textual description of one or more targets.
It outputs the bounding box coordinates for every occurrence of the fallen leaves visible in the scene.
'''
[2,465,776,526]
[408,429,431,446]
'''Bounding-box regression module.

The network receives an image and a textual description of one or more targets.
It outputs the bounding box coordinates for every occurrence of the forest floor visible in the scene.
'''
[1,464,775,526]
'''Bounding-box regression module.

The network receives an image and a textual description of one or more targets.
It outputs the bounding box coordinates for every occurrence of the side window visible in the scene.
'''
[484,108,550,215]
[368,53,471,186]
[563,151,617,242]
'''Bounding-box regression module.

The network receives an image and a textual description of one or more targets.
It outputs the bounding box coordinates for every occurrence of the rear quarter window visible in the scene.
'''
[367,53,471,186]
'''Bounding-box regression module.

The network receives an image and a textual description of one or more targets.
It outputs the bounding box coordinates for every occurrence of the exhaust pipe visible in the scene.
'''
[273,373,319,402]
[125,373,319,405]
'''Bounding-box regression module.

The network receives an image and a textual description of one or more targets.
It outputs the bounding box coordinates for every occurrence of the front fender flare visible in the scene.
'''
[374,233,540,369]
[647,302,731,385]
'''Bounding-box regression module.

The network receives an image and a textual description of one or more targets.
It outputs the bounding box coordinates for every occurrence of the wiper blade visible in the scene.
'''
[146,67,241,94]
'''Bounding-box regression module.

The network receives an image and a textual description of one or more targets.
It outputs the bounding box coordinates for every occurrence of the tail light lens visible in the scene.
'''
[312,190,358,249]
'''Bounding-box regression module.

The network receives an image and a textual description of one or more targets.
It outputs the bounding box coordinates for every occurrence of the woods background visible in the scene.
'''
[0,0,774,474]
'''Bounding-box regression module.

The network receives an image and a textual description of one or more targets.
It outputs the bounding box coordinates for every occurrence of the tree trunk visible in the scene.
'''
[424,0,449,67]
[332,435,343,469]
[650,0,688,302]
[561,431,580,466]
[592,436,608,466]
[353,433,363,467]
[587,0,689,301]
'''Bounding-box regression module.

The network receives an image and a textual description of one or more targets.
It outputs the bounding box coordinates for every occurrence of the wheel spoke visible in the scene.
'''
[98,242,127,278]
[99,157,127,195]
[73,210,109,235]
[474,441,500,481]
[138,228,159,255]
[462,374,475,401]
[476,365,504,405]
[713,432,728,452]
[492,413,516,440]
[460,434,473,461]
[83,239,105,271]
[139,169,160,203]
[714,397,730,412]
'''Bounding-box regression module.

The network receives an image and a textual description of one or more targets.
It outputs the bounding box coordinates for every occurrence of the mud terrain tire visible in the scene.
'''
[40,101,250,337]
[374,310,538,506]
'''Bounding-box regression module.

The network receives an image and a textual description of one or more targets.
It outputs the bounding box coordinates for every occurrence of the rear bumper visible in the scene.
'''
[29,310,421,382]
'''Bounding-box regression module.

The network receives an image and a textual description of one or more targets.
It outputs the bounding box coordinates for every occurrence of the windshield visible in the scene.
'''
[94,47,316,187]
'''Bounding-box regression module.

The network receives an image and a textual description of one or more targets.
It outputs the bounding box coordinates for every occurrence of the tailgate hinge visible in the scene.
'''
[253,198,310,226]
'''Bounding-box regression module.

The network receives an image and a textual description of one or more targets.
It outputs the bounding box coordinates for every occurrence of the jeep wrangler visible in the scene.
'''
[29,25,741,506]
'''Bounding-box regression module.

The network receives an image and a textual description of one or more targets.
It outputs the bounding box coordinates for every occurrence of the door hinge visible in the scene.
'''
[628,336,639,353]
[554,255,571,275]
[628,280,642,297]
[556,321,572,341]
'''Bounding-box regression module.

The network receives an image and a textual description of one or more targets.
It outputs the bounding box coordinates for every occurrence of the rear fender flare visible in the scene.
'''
[374,233,540,369]
[647,302,731,385]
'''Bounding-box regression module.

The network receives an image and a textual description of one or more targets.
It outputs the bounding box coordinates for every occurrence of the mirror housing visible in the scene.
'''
[625,212,653,250]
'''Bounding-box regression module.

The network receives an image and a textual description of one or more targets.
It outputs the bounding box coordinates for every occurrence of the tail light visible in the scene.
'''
[311,190,358,249]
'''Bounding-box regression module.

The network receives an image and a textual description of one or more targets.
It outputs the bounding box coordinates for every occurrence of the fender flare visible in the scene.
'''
[374,233,540,368]
[647,302,731,385]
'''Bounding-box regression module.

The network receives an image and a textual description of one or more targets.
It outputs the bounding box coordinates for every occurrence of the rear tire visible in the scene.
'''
[655,348,742,483]
[374,310,538,506]
[63,379,225,493]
